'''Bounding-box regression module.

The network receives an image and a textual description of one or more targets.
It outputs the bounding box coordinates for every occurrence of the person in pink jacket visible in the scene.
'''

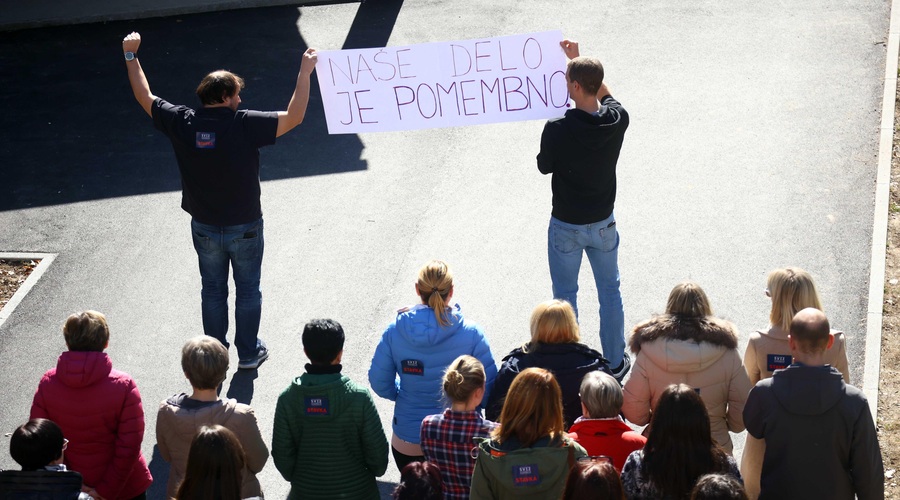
[30,311,152,500]
[740,267,851,499]
[622,282,752,454]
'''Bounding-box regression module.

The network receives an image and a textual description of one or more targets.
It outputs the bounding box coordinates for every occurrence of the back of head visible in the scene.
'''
[579,371,622,419]
[63,310,109,352]
[442,355,485,404]
[768,267,823,332]
[690,474,748,500]
[176,425,245,500]
[665,282,713,317]
[529,299,580,346]
[561,461,625,500]
[181,336,229,390]
[196,70,245,106]
[392,461,443,500]
[789,308,831,354]
[494,367,565,447]
[302,318,345,365]
[10,419,65,470]
[566,56,604,95]
[644,384,727,498]
[417,260,454,327]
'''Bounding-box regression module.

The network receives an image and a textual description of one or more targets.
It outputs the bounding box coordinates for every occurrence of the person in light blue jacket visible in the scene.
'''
[369,260,497,472]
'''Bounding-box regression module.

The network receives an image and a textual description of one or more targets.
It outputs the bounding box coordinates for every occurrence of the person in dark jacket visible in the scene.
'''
[536,39,630,382]
[743,308,883,500]
[3,418,94,500]
[486,299,611,427]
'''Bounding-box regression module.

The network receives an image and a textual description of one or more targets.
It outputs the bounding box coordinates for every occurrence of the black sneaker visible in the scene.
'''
[238,340,269,370]
[610,352,631,384]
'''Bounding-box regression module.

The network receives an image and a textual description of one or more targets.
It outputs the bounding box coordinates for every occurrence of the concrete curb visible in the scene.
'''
[865,0,900,422]
[0,0,341,32]
[0,253,56,330]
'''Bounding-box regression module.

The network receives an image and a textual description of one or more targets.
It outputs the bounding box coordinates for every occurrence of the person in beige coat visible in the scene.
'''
[740,268,851,499]
[156,336,269,499]
[622,282,752,454]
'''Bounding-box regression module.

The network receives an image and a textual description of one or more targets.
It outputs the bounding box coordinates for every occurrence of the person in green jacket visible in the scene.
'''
[470,367,587,500]
[272,319,389,499]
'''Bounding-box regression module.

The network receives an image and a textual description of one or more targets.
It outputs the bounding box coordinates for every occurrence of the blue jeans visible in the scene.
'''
[547,214,625,367]
[191,217,264,361]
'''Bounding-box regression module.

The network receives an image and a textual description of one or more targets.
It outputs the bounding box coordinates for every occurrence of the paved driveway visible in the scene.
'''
[0,1,888,496]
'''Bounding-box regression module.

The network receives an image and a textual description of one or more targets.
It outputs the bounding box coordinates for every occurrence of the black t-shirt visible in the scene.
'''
[152,98,278,226]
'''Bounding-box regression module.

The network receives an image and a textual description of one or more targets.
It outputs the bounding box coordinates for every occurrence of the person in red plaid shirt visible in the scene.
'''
[420,355,498,500]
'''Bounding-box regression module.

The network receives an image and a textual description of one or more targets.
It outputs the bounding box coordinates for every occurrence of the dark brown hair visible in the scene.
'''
[642,384,732,499]
[393,461,443,499]
[175,425,245,500]
[196,70,245,105]
[561,460,625,500]
[566,57,604,95]
[690,474,748,500]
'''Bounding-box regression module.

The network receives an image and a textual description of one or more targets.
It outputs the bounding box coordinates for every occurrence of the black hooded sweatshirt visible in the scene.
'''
[743,364,884,500]
[536,95,629,225]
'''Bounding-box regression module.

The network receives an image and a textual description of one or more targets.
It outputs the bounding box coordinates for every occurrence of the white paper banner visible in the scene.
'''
[316,30,569,134]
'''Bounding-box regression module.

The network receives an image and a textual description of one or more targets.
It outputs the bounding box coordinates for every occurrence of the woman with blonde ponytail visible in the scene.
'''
[420,356,498,500]
[369,260,498,472]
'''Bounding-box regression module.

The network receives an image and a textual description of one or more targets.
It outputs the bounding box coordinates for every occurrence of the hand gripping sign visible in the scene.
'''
[316,30,568,134]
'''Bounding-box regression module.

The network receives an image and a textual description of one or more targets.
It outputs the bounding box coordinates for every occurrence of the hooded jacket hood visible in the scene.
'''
[393,303,463,346]
[772,364,844,416]
[563,107,626,151]
[157,394,267,499]
[628,315,738,373]
[471,437,583,499]
[162,394,238,425]
[55,351,113,389]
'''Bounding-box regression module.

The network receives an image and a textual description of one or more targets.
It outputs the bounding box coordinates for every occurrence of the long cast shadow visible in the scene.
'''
[0,0,404,212]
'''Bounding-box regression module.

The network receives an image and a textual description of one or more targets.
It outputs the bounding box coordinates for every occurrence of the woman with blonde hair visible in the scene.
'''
[740,267,850,499]
[471,368,587,500]
[622,282,752,454]
[421,355,497,500]
[486,300,611,427]
[370,260,497,471]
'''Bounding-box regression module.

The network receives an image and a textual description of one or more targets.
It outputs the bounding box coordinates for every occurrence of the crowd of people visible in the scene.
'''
[0,30,886,500]
[0,262,885,500]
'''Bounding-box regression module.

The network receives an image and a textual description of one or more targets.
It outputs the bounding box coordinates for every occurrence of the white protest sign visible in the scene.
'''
[316,30,568,134]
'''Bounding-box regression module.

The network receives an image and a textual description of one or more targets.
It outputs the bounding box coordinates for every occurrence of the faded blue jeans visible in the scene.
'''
[547,214,625,367]
[191,217,263,362]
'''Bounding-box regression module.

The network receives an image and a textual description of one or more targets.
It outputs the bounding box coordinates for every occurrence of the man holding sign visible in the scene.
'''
[537,40,630,381]
[122,31,318,370]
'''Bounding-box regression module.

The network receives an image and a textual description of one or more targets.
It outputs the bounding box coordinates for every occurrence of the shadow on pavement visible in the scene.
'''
[146,444,169,499]
[226,368,258,405]
[378,479,398,497]
[0,0,404,212]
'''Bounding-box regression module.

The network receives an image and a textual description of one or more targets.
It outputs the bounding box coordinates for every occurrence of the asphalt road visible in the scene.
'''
[0,1,889,497]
